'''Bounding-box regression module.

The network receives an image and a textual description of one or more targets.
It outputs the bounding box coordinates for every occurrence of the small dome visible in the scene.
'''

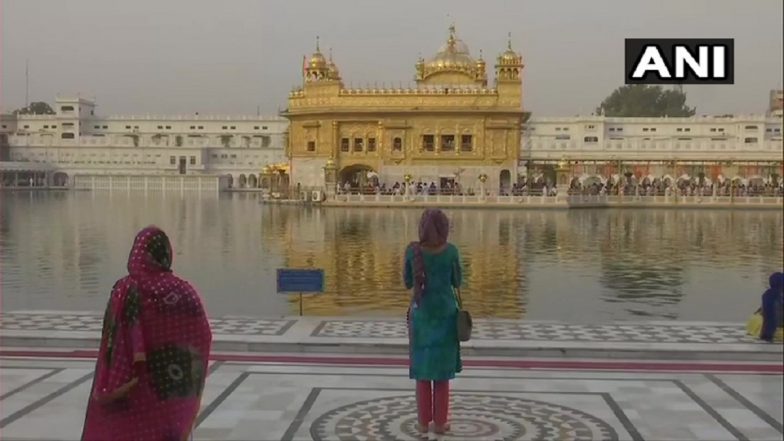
[327,49,340,78]
[476,49,486,67]
[310,51,327,69]
[309,36,328,69]
[500,49,517,63]
[499,35,521,64]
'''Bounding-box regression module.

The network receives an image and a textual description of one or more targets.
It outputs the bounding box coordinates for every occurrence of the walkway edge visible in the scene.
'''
[1,334,780,362]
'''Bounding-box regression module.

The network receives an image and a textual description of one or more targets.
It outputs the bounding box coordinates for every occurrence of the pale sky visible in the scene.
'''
[2,0,782,117]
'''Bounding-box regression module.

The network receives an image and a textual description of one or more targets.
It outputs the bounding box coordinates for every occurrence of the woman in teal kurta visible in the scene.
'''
[404,208,462,435]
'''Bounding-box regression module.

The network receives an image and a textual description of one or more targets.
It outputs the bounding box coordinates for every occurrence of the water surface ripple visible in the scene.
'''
[0,191,781,322]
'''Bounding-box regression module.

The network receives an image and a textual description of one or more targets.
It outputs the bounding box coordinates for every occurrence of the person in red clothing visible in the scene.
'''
[82,226,212,441]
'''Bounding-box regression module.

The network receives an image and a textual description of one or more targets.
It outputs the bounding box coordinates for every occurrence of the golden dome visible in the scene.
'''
[425,25,476,71]
[309,36,327,69]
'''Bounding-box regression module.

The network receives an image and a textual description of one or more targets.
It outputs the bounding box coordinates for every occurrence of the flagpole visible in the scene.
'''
[302,55,307,89]
[25,59,29,108]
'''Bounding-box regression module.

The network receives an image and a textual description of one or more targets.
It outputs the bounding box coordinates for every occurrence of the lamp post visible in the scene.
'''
[556,158,570,196]
[728,161,735,203]
[404,173,413,198]
[323,158,337,197]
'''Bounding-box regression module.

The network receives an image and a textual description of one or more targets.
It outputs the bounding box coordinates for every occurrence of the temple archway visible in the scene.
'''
[542,166,556,187]
[238,174,247,188]
[339,164,375,189]
[248,174,258,188]
[499,169,512,189]
[53,172,69,187]
[582,175,605,187]
[748,175,765,186]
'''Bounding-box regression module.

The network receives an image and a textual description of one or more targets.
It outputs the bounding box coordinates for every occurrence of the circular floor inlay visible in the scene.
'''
[310,393,618,441]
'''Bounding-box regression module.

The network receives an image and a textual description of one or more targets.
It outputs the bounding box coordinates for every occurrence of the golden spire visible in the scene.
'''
[327,47,340,80]
[447,24,456,49]
[316,35,320,52]
[507,32,512,50]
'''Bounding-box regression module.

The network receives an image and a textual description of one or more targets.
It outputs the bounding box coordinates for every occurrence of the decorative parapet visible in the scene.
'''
[288,87,499,99]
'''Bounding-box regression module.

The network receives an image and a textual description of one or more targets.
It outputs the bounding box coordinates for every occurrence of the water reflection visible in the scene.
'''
[0,191,781,321]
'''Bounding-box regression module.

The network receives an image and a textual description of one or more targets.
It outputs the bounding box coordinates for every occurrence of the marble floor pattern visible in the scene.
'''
[0,312,762,344]
[0,357,781,441]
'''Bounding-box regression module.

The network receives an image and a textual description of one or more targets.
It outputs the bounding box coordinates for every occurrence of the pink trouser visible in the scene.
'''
[416,380,449,426]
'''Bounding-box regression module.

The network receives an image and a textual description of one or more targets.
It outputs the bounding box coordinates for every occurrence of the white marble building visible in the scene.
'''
[523,114,782,162]
[2,96,782,190]
[0,96,287,187]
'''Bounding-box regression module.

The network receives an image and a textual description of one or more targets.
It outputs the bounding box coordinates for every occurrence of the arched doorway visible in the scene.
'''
[0,134,9,161]
[542,166,556,187]
[583,175,604,187]
[226,174,234,188]
[238,174,247,188]
[53,172,69,187]
[339,164,375,191]
[499,169,511,190]
[248,174,258,188]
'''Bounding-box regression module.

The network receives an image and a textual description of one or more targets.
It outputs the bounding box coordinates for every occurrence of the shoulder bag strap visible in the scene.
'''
[454,287,463,310]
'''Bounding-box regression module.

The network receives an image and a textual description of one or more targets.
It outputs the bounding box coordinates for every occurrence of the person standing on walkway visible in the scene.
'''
[404,208,463,435]
[760,272,783,342]
[82,226,212,441]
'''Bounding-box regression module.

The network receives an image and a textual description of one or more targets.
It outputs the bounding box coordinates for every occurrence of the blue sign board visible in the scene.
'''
[277,269,324,294]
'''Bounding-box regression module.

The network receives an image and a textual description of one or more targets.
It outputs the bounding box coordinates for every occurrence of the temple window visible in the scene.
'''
[341,138,349,152]
[307,141,316,151]
[393,137,403,151]
[584,136,599,143]
[441,135,455,151]
[744,137,758,143]
[423,135,435,151]
[461,135,473,151]
[367,138,377,152]
[353,138,364,152]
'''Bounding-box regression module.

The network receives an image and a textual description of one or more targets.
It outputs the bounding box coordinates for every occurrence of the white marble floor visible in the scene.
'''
[0,356,781,441]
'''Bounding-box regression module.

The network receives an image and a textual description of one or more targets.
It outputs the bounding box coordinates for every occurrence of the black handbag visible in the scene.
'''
[455,288,472,342]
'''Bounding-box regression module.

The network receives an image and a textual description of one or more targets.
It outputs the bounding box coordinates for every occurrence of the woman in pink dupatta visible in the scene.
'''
[82,226,212,441]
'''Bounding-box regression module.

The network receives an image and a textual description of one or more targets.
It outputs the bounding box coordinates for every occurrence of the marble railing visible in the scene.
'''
[329,193,784,207]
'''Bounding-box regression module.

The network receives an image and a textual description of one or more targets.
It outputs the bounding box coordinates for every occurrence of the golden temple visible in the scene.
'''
[282,25,528,193]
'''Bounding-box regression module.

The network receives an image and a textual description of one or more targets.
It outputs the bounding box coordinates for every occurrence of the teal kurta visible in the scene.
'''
[404,243,463,381]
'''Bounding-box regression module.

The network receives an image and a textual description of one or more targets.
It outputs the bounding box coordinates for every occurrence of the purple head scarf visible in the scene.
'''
[408,209,450,306]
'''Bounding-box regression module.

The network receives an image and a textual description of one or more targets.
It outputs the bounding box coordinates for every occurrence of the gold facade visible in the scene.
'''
[283,27,528,189]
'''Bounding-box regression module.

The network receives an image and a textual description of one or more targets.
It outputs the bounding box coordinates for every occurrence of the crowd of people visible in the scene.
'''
[336,177,784,198]
[569,179,784,197]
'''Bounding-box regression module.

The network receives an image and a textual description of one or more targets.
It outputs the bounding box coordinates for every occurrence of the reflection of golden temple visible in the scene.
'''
[284,25,528,194]
[262,208,525,318]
